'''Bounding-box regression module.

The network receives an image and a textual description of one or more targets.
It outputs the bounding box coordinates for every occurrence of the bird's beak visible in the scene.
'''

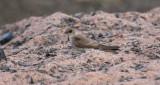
[64,30,68,34]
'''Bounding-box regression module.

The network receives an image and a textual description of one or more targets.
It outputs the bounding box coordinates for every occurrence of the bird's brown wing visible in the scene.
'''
[72,34,99,49]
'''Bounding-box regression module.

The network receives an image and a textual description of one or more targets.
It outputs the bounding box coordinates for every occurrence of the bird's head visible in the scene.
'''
[64,28,76,41]
[64,28,75,35]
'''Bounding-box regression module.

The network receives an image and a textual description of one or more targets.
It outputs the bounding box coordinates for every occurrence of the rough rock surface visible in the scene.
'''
[0,7,160,85]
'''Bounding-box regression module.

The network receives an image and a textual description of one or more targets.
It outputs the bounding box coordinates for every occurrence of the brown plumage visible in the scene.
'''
[64,28,120,51]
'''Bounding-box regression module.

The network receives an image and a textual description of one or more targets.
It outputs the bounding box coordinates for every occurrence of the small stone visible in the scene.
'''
[0,65,16,73]
[155,77,160,80]
[105,32,113,38]
[28,77,34,84]
[98,33,104,38]
[13,41,23,49]
[0,32,14,45]
[115,13,120,18]
[156,37,160,41]
[130,63,144,71]
[0,48,6,60]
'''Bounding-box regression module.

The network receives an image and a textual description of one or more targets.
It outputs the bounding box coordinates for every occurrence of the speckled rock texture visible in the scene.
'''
[0,7,160,85]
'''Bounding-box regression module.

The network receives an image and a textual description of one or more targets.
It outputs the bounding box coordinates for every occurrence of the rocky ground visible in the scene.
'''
[0,7,160,85]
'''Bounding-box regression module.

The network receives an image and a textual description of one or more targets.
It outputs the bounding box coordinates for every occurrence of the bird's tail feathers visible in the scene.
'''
[98,44,120,51]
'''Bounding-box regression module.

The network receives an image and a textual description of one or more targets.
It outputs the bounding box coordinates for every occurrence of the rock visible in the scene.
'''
[0,32,13,45]
[0,48,6,60]
[0,8,159,85]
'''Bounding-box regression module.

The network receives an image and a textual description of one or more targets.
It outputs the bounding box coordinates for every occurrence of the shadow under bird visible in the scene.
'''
[64,28,120,52]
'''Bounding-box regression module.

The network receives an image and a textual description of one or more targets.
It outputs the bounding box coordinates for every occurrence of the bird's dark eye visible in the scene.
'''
[68,30,73,33]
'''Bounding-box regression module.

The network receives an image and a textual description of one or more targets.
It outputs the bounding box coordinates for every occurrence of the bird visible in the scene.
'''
[64,28,120,52]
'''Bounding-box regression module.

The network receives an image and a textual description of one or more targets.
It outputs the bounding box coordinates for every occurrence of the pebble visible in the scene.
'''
[0,32,14,45]
[0,48,6,60]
